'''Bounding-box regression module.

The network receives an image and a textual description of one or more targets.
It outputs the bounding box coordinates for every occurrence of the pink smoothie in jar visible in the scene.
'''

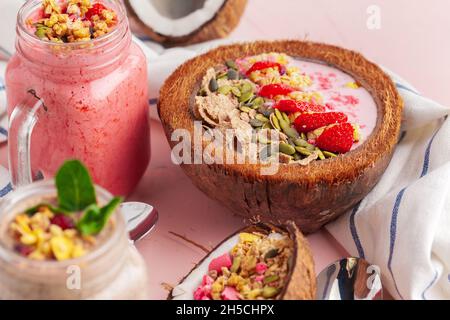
[6,0,150,196]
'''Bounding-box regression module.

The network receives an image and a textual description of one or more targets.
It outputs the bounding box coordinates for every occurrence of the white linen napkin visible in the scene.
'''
[0,0,449,300]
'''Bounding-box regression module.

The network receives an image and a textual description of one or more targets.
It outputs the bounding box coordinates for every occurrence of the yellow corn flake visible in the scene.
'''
[239,232,260,243]
[289,91,323,104]
[20,232,38,246]
[345,82,360,89]
[72,244,87,258]
[28,250,46,261]
[50,224,64,237]
[50,236,74,261]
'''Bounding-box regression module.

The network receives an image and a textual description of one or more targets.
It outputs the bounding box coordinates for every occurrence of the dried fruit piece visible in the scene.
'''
[316,123,354,154]
[50,236,73,261]
[85,3,107,21]
[208,253,232,272]
[50,214,75,230]
[294,112,348,133]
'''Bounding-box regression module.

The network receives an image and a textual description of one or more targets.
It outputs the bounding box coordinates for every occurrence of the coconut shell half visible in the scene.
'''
[158,40,403,233]
[169,222,316,300]
[125,0,247,46]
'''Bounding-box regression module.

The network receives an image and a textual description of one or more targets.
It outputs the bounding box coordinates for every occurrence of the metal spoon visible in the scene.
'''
[316,257,383,300]
[120,202,159,243]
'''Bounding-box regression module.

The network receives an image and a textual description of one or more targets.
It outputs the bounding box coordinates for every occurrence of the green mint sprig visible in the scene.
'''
[28,160,122,236]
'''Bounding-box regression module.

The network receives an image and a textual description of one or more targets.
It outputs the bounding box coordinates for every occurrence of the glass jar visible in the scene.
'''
[0,180,150,299]
[6,0,150,196]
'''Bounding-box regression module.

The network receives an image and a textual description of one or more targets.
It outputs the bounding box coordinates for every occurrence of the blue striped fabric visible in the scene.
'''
[387,117,445,300]
[349,201,365,259]
[0,182,12,197]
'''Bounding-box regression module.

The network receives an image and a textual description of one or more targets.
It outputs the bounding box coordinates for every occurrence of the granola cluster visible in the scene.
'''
[194,231,294,300]
[8,206,96,261]
[28,0,117,43]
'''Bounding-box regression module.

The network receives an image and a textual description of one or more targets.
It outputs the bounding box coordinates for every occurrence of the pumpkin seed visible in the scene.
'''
[255,114,269,123]
[316,148,326,160]
[218,85,232,95]
[250,118,264,127]
[293,153,301,161]
[265,248,279,259]
[279,142,296,155]
[227,69,239,80]
[252,97,265,106]
[282,112,290,124]
[294,138,315,151]
[278,118,290,131]
[263,286,279,299]
[274,109,283,122]
[240,82,253,94]
[258,133,271,144]
[264,275,280,284]
[259,145,274,160]
[226,60,238,70]
[295,146,312,156]
[262,122,273,130]
[269,113,281,130]
[217,72,228,80]
[209,78,218,92]
[323,151,337,158]
[259,105,272,117]
[239,91,254,103]
[301,132,307,140]
[35,27,49,39]
[231,86,241,97]
[239,106,252,113]
[283,126,300,139]
[230,256,241,273]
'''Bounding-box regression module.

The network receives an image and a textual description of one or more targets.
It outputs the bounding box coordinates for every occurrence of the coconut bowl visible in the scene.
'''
[170,222,316,300]
[158,40,403,233]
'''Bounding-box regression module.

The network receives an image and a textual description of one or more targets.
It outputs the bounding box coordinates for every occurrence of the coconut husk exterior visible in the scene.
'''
[125,0,247,47]
[158,40,404,233]
[169,222,316,300]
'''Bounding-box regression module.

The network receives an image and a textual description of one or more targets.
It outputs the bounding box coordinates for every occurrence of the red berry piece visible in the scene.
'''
[316,123,354,154]
[294,112,348,133]
[14,244,34,257]
[85,3,107,20]
[259,84,294,98]
[50,214,76,230]
[273,100,300,113]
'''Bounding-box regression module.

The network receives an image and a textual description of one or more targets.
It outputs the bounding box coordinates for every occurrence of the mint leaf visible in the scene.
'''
[77,197,122,236]
[25,203,71,216]
[55,160,96,212]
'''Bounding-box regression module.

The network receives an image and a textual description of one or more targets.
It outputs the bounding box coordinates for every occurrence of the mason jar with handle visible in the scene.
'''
[0,180,151,299]
[6,0,150,195]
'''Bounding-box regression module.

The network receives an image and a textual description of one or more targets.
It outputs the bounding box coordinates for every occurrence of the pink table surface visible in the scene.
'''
[2,0,448,300]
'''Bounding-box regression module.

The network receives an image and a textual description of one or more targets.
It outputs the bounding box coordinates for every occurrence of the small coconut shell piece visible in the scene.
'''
[158,40,404,233]
[125,0,248,47]
[169,222,316,300]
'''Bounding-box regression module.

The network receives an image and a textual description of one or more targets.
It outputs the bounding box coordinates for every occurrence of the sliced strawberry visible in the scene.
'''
[259,84,294,98]
[85,3,107,20]
[296,101,326,113]
[246,61,286,76]
[316,123,354,154]
[294,112,348,133]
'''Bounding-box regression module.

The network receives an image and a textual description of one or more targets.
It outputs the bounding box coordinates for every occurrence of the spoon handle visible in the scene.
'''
[120,202,159,242]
